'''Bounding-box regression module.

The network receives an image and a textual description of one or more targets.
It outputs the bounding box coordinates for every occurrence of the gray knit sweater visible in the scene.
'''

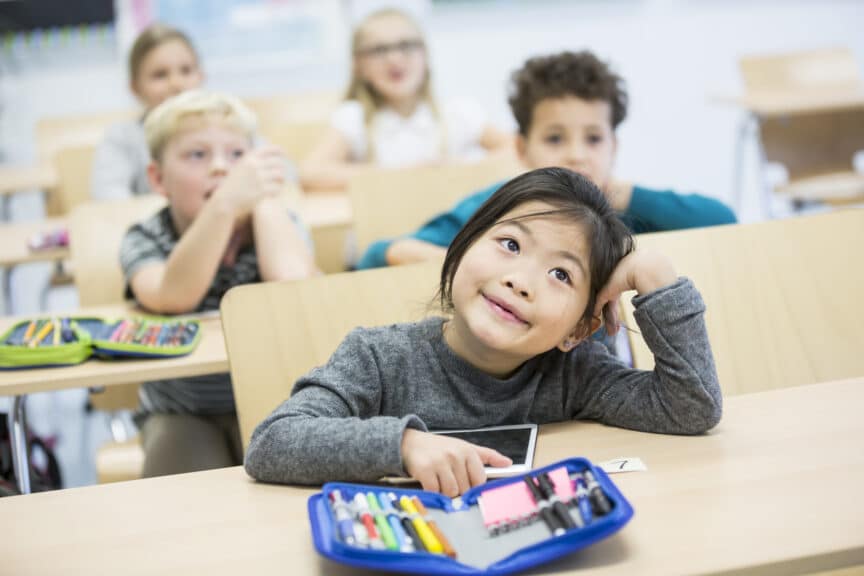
[245,278,721,485]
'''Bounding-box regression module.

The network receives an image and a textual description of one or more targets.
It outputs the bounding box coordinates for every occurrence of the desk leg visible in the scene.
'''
[733,114,753,216]
[7,395,32,495]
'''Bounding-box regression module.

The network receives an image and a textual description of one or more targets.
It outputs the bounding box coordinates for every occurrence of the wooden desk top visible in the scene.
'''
[0,162,57,196]
[0,193,352,269]
[1,379,861,575]
[0,307,227,396]
[718,88,864,117]
[0,218,69,267]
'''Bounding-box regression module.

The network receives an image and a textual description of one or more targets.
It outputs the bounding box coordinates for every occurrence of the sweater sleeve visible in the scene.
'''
[570,278,722,434]
[244,329,427,485]
[626,186,737,233]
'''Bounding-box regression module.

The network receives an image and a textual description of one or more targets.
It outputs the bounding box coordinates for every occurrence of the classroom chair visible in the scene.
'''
[622,209,864,395]
[738,48,864,210]
[68,195,167,482]
[349,158,522,257]
[220,260,443,449]
[245,91,339,162]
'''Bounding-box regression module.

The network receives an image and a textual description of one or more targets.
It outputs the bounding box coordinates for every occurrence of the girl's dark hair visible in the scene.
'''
[439,167,634,331]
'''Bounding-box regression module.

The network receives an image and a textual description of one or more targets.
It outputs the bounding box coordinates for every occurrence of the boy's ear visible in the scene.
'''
[557,316,604,352]
[147,161,169,199]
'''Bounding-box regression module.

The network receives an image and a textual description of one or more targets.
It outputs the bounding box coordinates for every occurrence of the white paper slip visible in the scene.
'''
[598,457,647,474]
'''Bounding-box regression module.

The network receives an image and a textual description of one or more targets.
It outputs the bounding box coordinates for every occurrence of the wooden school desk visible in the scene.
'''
[0,218,70,314]
[0,306,228,495]
[0,162,58,219]
[1,378,861,575]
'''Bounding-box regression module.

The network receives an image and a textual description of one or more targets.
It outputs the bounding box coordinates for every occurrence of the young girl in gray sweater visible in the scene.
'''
[246,167,722,496]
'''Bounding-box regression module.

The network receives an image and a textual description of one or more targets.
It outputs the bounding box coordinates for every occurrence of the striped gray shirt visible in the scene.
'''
[120,206,260,415]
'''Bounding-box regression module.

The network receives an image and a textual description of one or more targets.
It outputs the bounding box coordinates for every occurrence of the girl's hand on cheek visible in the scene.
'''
[401,429,512,497]
[593,250,677,335]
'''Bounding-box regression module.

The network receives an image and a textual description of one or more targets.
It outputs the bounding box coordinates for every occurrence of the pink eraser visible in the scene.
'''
[477,466,573,530]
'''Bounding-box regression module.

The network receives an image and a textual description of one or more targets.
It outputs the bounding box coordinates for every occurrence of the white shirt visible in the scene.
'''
[331,98,488,168]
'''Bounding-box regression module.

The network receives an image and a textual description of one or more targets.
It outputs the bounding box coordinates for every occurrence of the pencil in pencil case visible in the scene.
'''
[0,316,202,369]
[308,457,633,575]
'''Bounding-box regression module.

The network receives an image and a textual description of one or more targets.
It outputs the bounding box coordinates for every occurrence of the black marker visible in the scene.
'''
[537,472,578,530]
[523,475,564,536]
[583,470,612,516]
[389,493,425,552]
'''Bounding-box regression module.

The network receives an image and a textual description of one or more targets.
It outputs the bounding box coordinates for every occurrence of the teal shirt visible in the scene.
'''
[357,182,737,270]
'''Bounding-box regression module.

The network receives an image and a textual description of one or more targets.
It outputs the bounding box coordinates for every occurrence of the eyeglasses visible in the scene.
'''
[356,39,425,59]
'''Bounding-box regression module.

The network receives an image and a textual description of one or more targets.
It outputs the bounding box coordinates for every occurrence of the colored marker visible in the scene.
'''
[523,475,564,536]
[573,477,592,526]
[377,492,414,553]
[328,490,356,546]
[61,318,74,343]
[367,492,398,550]
[583,470,612,516]
[29,320,53,348]
[537,472,576,530]
[353,493,384,549]
[109,320,127,342]
[52,318,60,346]
[400,495,443,554]
[22,320,37,345]
[389,493,425,552]
[411,496,456,558]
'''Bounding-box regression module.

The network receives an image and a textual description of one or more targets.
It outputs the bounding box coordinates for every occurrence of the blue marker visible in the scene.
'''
[574,478,592,526]
[377,492,414,552]
[328,489,357,546]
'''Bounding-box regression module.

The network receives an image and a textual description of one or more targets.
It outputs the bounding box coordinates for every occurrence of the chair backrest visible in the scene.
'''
[46,145,96,216]
[69,195,167,306]
[263,121,329,164]
[739,48,864,180]
[220,260,443,448]
[246,92,339,162]
[245,91,340,125]
[36,109,136,161]
[349,158,522,255]
[622,209,864,395]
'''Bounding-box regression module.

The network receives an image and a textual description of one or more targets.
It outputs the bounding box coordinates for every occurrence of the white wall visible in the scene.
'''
[3,0,863,223]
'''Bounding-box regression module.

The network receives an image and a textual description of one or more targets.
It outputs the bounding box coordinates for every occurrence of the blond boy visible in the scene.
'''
[120,90,315,477]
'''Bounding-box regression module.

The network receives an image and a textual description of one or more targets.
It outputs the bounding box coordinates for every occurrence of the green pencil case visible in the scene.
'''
[0,316,202,369]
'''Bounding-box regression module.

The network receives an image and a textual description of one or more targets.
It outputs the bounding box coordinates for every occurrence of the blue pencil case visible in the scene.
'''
[308,457,633,575]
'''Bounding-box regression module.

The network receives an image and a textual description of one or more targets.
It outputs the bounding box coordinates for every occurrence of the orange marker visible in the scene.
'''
[411,496,457,558]
[29,320,53,348]
[22,320,37,345]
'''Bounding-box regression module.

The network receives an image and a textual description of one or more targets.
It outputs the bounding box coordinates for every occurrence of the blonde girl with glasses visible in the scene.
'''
[300,8,512,191]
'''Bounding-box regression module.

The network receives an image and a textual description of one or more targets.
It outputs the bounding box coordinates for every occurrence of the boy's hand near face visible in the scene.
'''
[401,428,512,497]
[213,146,286,220]
[593,250,677,335]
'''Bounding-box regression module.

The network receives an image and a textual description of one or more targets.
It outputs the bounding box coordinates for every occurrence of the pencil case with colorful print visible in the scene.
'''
[0,316,202,369]
[307,457,633,575]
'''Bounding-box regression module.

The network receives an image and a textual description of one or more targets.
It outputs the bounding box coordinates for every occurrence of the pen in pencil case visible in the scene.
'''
[366,492,398,550]
[399,495,444,554]
[583,470,612,516]
[523,475,564,536]
[572,477,593,526]
[410,496,456,558]
[328,489,356,546]
[377,492,414,553]
[537,472,577,530]
[353,493,385,550]
[389,493,426,552]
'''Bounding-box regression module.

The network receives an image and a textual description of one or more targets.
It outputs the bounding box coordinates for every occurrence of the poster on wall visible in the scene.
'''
[115,0,348,69]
